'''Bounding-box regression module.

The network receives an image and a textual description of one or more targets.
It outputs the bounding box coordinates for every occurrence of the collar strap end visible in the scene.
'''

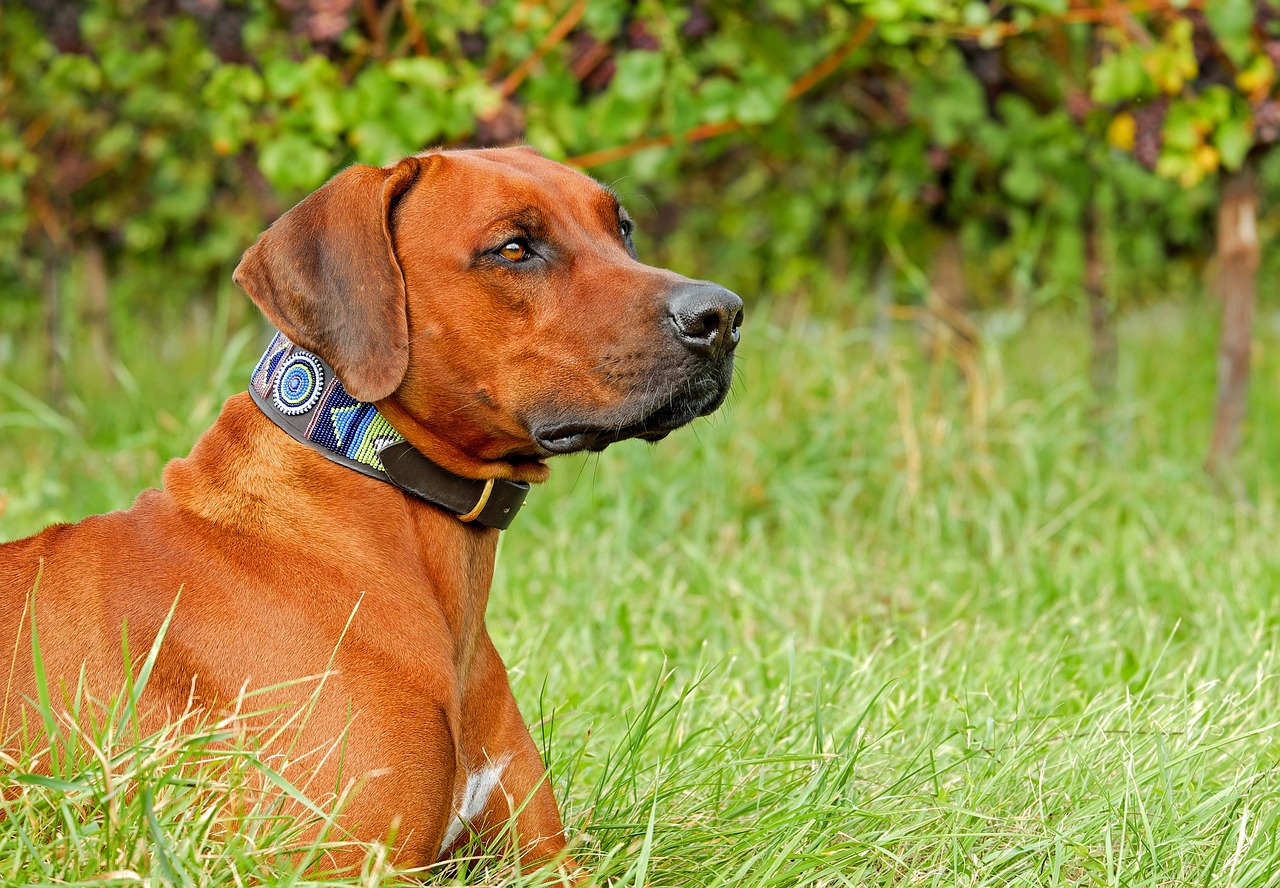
[378,442,528,530]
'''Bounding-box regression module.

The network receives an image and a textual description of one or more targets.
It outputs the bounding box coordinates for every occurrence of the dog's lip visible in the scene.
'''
[535,428,598,454]
[504,450,550,467]
[533,418,677,454]
[534,427,671,456]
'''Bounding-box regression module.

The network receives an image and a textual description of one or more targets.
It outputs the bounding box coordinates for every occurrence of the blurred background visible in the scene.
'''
[0,0,1276,511]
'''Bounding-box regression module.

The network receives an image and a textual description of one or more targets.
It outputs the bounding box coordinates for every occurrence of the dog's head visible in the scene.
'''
[234,147,742,483]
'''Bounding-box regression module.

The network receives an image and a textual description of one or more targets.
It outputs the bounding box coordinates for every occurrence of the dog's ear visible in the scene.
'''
[234,157,425,402]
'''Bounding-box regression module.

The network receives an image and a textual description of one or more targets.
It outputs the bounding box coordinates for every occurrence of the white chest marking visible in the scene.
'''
[439,755,511,858]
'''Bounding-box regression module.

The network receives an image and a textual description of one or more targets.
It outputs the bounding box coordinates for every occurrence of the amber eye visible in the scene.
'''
[500,240,528,262]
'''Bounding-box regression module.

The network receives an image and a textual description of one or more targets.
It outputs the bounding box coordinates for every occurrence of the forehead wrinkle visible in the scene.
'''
[502,183,624,245]
[537,180,623,238]
[446,158,626,246]
[486,206,549,236]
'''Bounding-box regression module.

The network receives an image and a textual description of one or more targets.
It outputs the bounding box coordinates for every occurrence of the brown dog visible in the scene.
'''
[0,147,741,872]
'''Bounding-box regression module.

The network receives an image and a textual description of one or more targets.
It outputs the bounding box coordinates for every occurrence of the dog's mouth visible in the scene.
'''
[534,422,673,455]
[530,370,731,456]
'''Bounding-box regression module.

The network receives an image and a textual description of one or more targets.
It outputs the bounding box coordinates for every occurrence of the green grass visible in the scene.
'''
[2,296,1280,886]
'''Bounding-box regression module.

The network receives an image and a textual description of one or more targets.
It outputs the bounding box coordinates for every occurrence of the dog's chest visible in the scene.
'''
[439,754,511,857]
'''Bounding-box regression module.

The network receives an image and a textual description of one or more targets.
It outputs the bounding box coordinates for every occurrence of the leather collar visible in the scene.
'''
[249,332,528,530]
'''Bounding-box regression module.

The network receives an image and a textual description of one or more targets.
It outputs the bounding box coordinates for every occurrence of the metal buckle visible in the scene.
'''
[457,477,496,523]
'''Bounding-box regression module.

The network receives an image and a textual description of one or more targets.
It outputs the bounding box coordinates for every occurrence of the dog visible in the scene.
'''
[0,147,742,872]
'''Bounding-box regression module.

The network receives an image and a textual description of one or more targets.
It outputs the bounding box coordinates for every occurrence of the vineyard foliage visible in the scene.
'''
[1,0,1278,320]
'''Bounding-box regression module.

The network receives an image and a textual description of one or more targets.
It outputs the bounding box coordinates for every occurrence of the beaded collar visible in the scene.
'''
[249,332,528,530]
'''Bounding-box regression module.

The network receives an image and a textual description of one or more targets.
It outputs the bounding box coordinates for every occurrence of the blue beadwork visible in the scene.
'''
[310,383,363,452]
[265,346,287,381]
[255,332,405,472]
[272,353,325,415]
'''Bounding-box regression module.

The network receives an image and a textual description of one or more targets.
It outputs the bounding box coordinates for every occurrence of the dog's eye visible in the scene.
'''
[499,240,529,262]
[619,218,634,240]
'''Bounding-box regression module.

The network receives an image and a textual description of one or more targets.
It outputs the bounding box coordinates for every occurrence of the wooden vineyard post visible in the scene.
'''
[81,240,117,383]
[43,251,64,404]
[1206,169,1261,476]
[1085,191,1117,413]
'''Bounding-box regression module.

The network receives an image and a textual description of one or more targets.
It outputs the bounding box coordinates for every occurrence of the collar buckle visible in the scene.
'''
[456,478,497,523]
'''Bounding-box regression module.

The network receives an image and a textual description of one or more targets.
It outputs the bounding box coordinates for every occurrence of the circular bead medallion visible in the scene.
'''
[272,352,325,415]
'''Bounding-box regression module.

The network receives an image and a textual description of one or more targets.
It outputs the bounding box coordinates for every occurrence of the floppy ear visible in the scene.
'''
[233,157,424,402]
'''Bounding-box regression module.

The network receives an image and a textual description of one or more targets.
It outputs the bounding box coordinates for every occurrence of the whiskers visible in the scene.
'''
[586,355,626,375]
[441,396,488,417]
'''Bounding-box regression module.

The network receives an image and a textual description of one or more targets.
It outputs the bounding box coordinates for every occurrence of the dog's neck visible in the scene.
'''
[164,393,499,659]
[247,332,529,530]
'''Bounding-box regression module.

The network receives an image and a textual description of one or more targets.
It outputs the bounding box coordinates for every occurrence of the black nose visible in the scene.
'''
[667,283,744,355]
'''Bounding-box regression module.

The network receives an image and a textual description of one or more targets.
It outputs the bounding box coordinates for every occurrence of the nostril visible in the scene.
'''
[672,307,723,343]
[667,283,743,352]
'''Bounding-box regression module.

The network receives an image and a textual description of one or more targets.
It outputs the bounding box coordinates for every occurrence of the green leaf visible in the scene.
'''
[962,2,990,26]
[386,56,451,90]
[203,64,264,106]
[736,67,789,125]
[879,21,914,45]
[351,119,415,166]
[613,52,666,103]
[1001,158,1043,203]
[1215,115,1254,171]
[259,133,333,192]
[1205,0,1256,67]
[264,58,309,99]
[863,0,907,22]
[697,77,739,124]
[1090,47,1153,103]
[909,48,985,147]
[670,87,701,135]
[1161,103,1203,153]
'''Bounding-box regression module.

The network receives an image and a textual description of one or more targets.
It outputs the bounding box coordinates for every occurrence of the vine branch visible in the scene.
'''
[497,0,588,99]
[569,18,877,169]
